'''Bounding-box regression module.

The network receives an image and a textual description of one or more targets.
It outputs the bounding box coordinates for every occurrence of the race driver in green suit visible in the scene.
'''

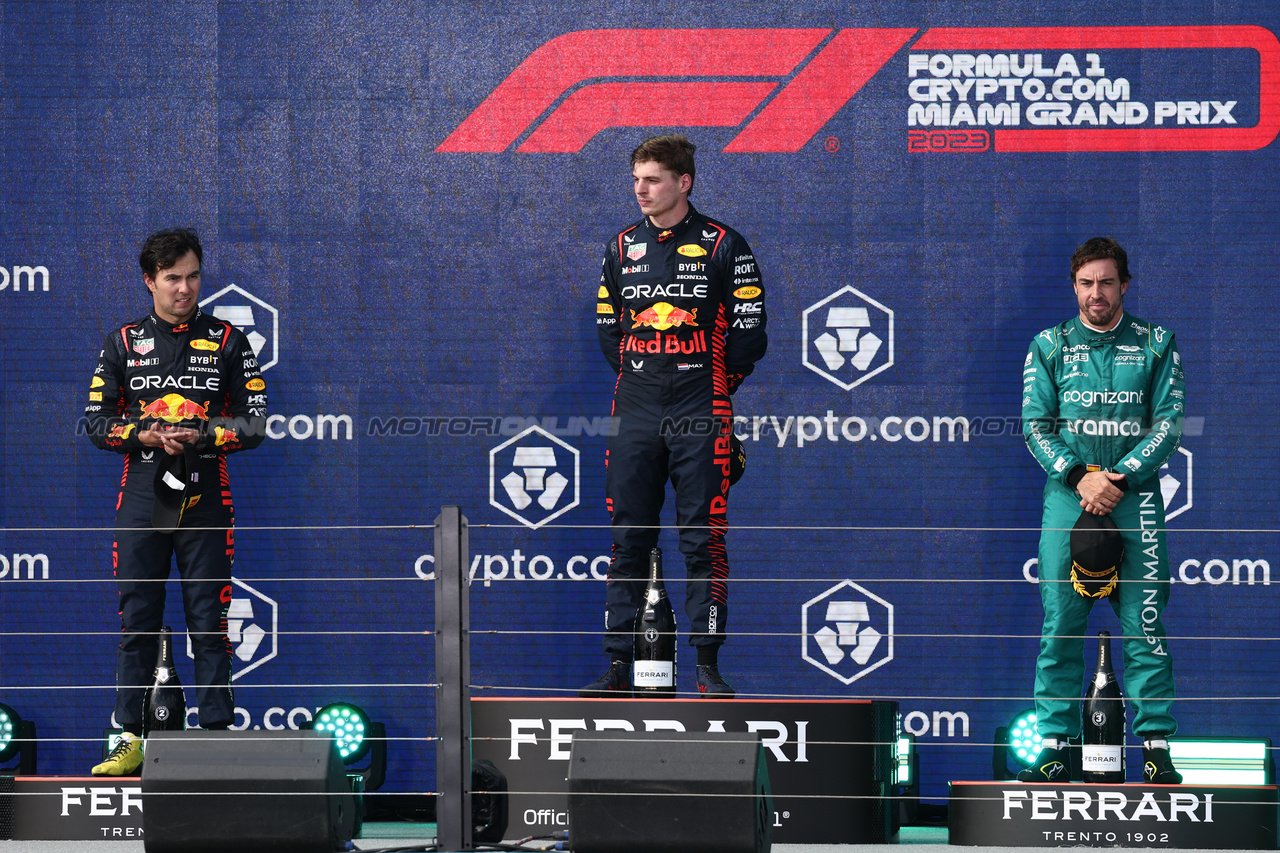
[1020,237,1184,784]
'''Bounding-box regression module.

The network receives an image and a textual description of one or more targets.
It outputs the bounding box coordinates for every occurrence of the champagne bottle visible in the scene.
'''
[1081,630,1126,783]
[142,626,187,734]
[633,548,676,698]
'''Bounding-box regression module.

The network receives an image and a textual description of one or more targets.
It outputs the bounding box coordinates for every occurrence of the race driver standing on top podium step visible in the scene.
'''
[1020,237,1183,784]
[582,134,767,699]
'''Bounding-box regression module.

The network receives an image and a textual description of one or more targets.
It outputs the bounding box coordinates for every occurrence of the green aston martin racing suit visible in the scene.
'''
[1022,312,1185,739]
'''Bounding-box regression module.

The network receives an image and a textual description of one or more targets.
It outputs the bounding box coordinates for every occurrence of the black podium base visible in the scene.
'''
[0,776,144,840]
[950,780,1278,848]
[472,697,898,844]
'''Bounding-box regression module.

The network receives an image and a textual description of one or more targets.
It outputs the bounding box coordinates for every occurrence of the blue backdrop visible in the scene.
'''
[2,1,1278,802]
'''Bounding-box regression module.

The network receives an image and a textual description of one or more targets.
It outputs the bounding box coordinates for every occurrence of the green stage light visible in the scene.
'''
[1007,708,1043,769]
[304,702,387,792]
[0,703,17,763]
[1169,737,1273,786]
[894,735,914,786]
[313,703,371,763]
[891,726,920,827]
[0,702,37,773]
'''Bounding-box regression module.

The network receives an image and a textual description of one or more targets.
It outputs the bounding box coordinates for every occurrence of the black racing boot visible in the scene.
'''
[1018,745,1070,782]
[578,660,632,698]
[695,665,736,698]
[1143,738,1183,784]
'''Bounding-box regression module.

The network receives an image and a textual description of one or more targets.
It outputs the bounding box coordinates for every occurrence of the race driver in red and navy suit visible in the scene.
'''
[84,228,267,775]
[582,135,767,699]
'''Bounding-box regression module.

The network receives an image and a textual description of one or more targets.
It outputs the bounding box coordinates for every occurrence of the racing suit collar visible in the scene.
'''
[1072,311,1125,342]
[646,204,699,242]
[152,307,202,334]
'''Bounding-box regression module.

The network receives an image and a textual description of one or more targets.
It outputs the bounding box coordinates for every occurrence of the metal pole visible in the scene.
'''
[434,506,472,851]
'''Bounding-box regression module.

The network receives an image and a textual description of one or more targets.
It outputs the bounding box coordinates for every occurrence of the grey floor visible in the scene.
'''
[3,825,1277,852]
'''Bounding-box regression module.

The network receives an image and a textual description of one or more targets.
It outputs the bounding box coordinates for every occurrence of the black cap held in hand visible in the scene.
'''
[152,446,198,533]
[1070,511,1124,599]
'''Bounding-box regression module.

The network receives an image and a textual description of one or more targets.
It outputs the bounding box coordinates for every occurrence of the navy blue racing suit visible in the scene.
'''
[596,204,767,656]
[86,308,267,730]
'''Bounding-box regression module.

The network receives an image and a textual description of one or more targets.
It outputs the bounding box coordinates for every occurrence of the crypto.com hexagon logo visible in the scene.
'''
[489,425,580,529]
[802,286,894,390]
[187,577,279,680]
[199,284,280,371]
[802,580,894,684]
[1161,445,1193,521]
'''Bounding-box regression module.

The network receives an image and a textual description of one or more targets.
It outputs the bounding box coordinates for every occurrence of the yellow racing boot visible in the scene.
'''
[91,732,143,776]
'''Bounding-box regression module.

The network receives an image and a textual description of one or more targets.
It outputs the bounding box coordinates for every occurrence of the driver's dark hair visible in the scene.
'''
[139,228,202,279]
[631,134,697,195]
[1070,237,1130,283]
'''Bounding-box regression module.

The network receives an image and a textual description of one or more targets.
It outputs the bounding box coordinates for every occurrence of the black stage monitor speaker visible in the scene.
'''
[568,730,772,853]
[141,730,356,853]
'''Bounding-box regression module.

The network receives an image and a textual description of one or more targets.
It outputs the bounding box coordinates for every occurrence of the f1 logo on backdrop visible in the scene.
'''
[438,28,915,152]
[801,580,894,684]
[198,284,279,371]
[802,286,894,390]
[437,26,1280,153]
[490,425,581,529]
[186,578,278,680]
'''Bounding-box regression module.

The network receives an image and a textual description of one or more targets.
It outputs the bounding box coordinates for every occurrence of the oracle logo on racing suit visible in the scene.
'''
[621,282,708,300]
[130,374,220,392]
